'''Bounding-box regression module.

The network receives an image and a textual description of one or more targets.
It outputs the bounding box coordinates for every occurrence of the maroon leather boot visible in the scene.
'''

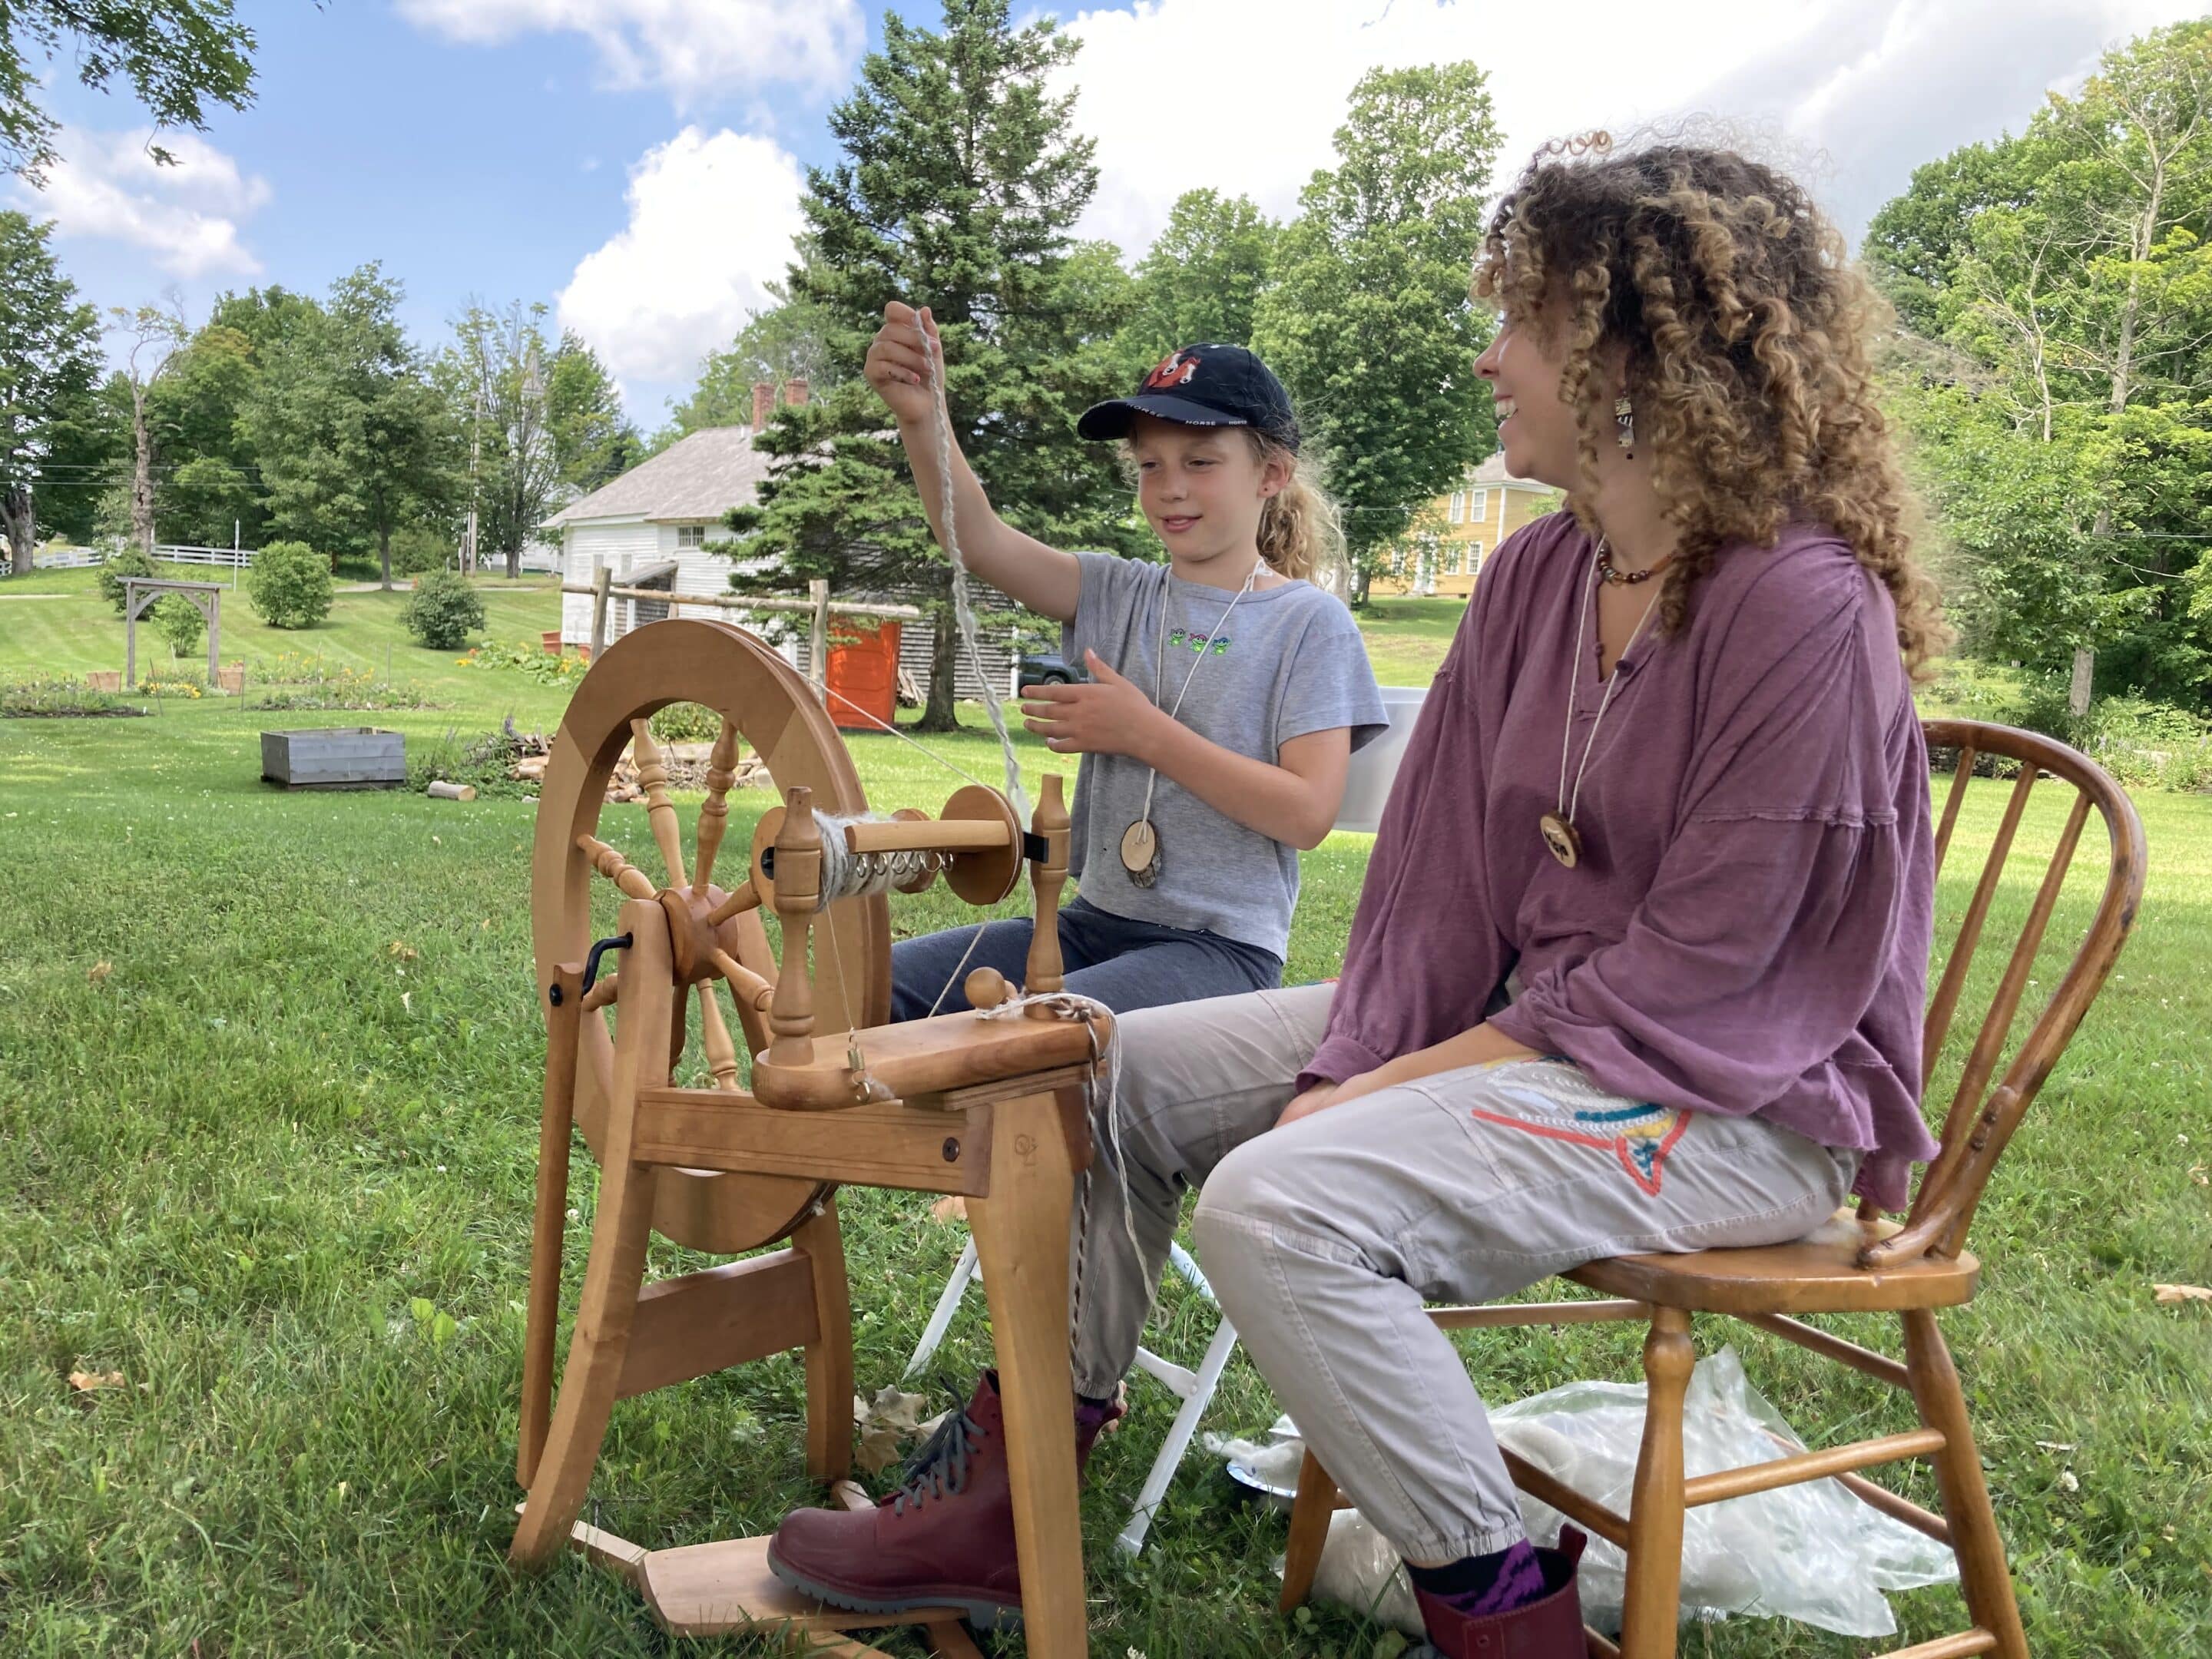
[1413,1526,1589,1658]
[766,1370,1120,1631]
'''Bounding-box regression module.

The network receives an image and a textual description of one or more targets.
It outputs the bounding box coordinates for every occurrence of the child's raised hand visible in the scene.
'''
[864,302,945,428]
[1020,651,1167,760]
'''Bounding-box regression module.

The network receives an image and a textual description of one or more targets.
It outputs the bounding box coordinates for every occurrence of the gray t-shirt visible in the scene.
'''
[1059,552,1387,960]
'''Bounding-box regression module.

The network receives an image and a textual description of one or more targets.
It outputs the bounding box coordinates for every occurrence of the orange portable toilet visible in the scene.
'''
[824,617,902,730]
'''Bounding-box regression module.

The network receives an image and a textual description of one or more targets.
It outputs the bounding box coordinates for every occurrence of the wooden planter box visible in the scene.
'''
[541,629,565,656]
[216,662,245,694]
[84,671,122,694]
[261,727,406,790]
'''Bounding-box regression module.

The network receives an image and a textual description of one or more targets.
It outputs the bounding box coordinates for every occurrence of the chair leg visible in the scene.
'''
[904,1234,980,1380]
[1619,1305,1692,1659]
[1902,1308,2028,1659]
[1117,1315,1240,1556]
[796,1195,855,1485]
[1279,1448,1337,1612]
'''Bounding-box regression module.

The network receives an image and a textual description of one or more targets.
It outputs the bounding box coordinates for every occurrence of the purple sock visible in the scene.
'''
[1408,1539,1546,1617]
[1074,1394,1118,1438]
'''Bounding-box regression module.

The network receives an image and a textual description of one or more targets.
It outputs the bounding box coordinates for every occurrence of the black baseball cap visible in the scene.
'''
[1078,344,1301,452]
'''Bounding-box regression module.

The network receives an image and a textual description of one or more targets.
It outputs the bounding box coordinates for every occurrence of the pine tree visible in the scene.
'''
[730,0,1141,733]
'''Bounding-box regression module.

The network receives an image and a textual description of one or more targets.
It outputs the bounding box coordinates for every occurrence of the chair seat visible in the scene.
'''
[1568,1215,1979,1314]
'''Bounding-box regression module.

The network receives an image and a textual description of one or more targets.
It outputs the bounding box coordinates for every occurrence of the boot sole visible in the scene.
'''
[763,1539,1024,1633]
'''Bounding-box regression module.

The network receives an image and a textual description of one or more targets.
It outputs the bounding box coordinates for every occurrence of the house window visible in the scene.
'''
[677,525,710,550]
[1468,488,1489,524]
[1442,545,1463,576]
[1447,492,1465,525]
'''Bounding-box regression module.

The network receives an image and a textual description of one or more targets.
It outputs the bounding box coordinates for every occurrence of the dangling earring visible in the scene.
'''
[1614,395,1635,459]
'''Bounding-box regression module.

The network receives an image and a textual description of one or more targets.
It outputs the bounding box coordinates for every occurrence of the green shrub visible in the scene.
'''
[650,701,723,743]
[455,637,589,687]
[152,594,205,659]
[247,541,335,629]
[98,545,158,614]
[390,524,453,577]
[402,570,486,651]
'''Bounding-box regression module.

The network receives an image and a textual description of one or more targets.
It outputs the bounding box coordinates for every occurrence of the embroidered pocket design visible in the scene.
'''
[1469,1093,1690,1197]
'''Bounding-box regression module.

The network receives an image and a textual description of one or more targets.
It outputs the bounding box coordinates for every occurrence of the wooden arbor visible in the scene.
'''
[1280,719,2146,1659]
[516,618,1108,1659]
[123,578,224,686]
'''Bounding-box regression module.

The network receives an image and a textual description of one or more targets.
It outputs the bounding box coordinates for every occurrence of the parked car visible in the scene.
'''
[1017,651,1086,687]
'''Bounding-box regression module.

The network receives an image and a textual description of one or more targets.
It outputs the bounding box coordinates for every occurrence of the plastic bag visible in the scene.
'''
[1277,1346,1958,1640]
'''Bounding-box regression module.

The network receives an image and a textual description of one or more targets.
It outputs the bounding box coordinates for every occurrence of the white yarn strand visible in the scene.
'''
[916,313,1031,827]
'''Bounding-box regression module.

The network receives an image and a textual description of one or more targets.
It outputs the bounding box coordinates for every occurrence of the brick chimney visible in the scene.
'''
[751,380,774,429]
[783,378,810,409]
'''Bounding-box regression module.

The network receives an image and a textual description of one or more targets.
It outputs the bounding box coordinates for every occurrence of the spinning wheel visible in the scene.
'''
[528,615,886,1255]
[514,617,1108,1659]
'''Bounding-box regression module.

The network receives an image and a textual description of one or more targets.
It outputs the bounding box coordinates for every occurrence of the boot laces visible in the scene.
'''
[889,1406,984,1516]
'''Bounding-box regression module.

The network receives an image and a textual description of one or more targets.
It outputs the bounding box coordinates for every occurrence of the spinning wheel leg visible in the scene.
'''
[793,1197,855,1485]
[513,899,673,1566]
[519,962,586,1489]
[966,1091,1085,1659]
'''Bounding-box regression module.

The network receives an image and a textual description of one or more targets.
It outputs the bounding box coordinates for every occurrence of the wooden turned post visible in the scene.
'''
[691,720,743,896]
[518,961,585,1488]
[1024,773,1069,1014]
[630,719,689,889]
[766,786,820,1069]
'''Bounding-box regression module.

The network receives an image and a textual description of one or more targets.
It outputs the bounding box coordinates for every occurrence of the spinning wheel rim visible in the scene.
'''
[531,618,890,1253]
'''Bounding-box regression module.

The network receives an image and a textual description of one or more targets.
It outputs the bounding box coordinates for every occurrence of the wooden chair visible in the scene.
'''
[1280,719,2146,1659]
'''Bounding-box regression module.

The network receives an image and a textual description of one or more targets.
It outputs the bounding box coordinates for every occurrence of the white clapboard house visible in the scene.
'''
[550,380,1018,698]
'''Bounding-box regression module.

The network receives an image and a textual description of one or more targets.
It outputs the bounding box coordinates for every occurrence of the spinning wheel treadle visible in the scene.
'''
[514,618,1109,1659]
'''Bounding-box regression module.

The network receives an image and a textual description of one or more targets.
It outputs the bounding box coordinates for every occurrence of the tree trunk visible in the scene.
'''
[131,389,156,556]
[3,485,35,575]
[505,541,521,581]
[379,522,393,591]
[916,603,961,733]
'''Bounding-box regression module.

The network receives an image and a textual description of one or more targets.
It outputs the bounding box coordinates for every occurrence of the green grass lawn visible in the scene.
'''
[0,565,574,729]
[1356,595,1467,688]
[1,600,2208,1656]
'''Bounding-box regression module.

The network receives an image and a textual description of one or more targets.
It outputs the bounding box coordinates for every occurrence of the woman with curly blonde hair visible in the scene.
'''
[767,140,1943,1657]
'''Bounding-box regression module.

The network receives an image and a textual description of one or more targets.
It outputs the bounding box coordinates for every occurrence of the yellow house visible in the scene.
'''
[1369,451,1561,598]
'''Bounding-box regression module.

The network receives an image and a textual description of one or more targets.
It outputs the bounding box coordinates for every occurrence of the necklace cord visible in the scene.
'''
[1558,537,1661,830]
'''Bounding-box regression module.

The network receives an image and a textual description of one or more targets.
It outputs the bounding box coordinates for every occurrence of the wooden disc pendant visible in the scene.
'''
[1538,810,1582,870]
[1120,818,1161,888]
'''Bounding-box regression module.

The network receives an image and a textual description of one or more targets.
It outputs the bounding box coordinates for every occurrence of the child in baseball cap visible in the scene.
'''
[851,305,1385,1027]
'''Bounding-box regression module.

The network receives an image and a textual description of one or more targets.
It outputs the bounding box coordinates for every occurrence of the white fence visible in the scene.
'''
[25,542,253,571]
[20,541,559,575]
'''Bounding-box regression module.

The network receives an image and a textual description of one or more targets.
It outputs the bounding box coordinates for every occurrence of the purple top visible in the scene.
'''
[1303,514,1939,1211]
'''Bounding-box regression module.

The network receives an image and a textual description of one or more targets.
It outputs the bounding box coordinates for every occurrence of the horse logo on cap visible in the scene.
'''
[1143,349,1200,390]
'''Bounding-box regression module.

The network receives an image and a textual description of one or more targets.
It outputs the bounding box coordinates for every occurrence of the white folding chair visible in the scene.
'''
[904,1235,1238,1555]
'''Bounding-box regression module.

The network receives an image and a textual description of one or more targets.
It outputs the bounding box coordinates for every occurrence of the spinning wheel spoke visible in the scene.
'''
[630,720,690,890]
[705,878,760,928]
[708,948,777,1013]
[578,833,658,902]
[696,982,743,1091]
[692,718,743,898]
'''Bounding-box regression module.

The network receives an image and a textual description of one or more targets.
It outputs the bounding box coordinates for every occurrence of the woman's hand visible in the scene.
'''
[863,302,944,428]
[1274,1081,1339,1128]
[1020,651,1169,758]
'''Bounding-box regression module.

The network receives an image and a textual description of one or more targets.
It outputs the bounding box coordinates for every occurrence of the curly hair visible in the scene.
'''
[1473,135,1949,676]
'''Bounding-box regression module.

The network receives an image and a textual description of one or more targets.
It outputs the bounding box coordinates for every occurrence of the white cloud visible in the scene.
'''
[17,127,269,277]
[1052,0,2210,253]
[557,125,806,388]
[399,0,863,106]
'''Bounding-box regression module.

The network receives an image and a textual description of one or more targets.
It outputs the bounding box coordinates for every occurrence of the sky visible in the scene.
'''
[11,0,2208,429]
